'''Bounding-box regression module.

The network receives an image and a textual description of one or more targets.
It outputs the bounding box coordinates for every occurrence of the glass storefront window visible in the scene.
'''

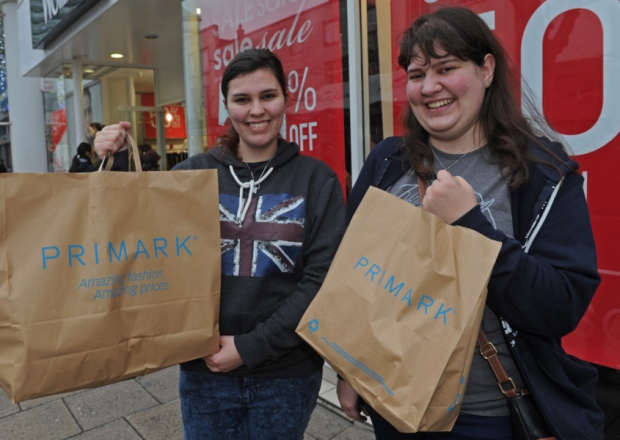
[42,76,69,172]
[181,0,350,193]
[178,0,617,373]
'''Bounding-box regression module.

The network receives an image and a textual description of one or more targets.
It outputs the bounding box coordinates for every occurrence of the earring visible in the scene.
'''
[485,80,492,88]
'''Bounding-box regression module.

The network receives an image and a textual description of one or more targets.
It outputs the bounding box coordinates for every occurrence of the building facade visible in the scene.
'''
[2,0,619,371]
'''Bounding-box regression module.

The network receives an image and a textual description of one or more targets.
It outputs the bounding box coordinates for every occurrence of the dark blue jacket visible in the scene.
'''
[347,137,604,440]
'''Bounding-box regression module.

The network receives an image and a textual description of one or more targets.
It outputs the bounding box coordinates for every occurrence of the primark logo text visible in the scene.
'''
[41,236,196,269]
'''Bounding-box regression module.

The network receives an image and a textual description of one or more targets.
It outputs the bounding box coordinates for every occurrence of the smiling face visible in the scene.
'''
[225,68,286,162]
[406,46,495,152]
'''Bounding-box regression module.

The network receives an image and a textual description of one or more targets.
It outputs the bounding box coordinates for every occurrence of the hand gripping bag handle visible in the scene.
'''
[98,130,143,172]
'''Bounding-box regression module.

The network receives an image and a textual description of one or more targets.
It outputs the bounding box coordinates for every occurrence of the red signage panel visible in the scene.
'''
[389,1,620,369]
[142,93,187,140]
[198,0,347,192]
[50,109,66,152]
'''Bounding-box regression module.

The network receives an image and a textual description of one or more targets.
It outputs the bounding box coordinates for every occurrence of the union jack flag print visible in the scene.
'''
[219,193,305,277]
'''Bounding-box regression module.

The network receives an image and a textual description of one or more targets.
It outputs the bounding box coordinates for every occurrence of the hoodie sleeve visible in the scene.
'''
[234,172,346,369]
[346,137,401,223]
[453,170,600,338]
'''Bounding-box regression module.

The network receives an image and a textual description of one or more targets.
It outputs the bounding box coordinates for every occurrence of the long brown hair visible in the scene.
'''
[398,7,562,188]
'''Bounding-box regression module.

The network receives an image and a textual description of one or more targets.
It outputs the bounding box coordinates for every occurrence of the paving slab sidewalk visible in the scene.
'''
[0,366,374,440]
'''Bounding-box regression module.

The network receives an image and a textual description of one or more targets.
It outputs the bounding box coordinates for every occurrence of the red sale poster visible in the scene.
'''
[197,0,347,191]
[50,109,66,152]
[388,1,620,369]
[142,93,187,140]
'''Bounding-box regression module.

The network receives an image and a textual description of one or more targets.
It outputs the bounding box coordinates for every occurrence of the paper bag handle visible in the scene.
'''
[98,131,143,172]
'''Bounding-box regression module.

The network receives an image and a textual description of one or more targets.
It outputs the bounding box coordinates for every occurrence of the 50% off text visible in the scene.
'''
[288,67,317,151]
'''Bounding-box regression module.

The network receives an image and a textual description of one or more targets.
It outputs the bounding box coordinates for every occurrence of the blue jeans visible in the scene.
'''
[368,406,513,440]
[179,368,322,440]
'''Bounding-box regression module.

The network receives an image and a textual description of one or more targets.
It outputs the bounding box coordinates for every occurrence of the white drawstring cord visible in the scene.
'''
[229,165,274,223]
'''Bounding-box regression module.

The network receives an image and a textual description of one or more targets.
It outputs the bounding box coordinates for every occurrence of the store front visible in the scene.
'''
[182,0,620,376]
[12,0,620,374]
[16,0,188,171]
[185,0,350,192]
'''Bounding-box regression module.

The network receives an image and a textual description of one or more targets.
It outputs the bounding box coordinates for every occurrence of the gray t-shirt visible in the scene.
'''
[388,145,524,416]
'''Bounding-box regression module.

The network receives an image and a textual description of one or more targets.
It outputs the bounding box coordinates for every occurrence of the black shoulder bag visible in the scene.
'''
[478,330,555,440]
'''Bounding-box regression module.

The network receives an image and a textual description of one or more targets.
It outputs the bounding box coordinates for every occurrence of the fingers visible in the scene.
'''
[347,408,367,422]
[452,174,472,189]
[435,169,453,181]
[340,398,365,421]
[201,336,244,373]
[427,170,473,195]
[434,169,461,186]
[202,355,221,373]
[422,171,477,223]
[118,121,132,132]
[93,122,132,159]
[337,379,367,422]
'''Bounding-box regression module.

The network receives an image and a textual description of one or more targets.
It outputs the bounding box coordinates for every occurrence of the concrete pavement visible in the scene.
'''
[2,364,618,439]
[0,366,374,440]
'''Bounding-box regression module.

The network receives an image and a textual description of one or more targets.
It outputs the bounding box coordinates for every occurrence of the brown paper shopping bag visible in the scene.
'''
[0,141,221,403]
[297,187,501,432]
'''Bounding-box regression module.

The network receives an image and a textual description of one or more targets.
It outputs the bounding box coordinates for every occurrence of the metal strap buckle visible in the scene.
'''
[499,378,517,396]
[479,341,497,360]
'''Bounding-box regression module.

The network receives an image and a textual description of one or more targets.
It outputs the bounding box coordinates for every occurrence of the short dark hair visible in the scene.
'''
[221,48,287,103]
[218,49,287,155]
[77,142,92,156]
[89,122,105,132]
